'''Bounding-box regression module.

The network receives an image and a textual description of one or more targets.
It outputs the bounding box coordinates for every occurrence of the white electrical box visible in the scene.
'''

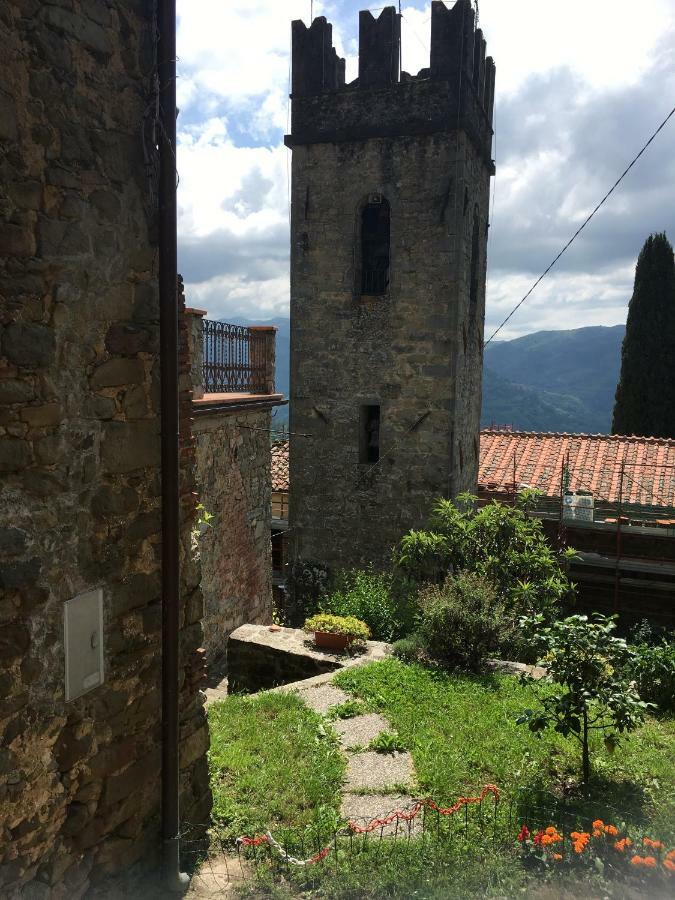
[64,588,104,701]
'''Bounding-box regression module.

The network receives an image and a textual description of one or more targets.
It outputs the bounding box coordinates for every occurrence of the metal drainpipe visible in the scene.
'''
[157,0,188,890]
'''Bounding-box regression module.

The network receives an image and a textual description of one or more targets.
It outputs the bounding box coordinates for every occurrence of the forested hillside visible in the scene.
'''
[237,320,625,435]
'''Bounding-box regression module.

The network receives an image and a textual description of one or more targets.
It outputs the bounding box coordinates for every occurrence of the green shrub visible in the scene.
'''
[517,614,651,785]
[627,640,675,713]
[319,569,417,642]
[392,633,426,663]
[303,613,371,641]
[394,493,577,624]
[417,571,515,671]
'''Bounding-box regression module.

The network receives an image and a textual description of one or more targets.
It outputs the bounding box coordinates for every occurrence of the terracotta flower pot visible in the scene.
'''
[313,631,354,651]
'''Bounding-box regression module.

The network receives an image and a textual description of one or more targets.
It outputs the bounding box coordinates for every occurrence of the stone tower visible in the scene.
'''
[287,0,495,572]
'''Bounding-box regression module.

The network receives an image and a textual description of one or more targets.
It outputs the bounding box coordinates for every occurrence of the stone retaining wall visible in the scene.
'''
[226,624,390,694]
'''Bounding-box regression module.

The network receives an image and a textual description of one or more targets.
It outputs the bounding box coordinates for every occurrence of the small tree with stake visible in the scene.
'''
[517,614,651,786]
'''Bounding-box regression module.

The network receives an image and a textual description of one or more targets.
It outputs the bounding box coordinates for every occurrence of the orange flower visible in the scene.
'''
[643,856,657,868]
[573,841,587,854]
[553,853,563,861]
[592,819,604,830]
[614,838,633,853]
[631,855,645,866]
[664,858,675,873]
[604,825,618,836]
[643,838,663,850]
[666,850,675,862]
[545,826,557,835]
[593,829,603,838]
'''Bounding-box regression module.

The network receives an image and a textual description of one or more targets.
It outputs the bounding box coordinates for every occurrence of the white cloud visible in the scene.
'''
[177,119,288,237]
[183,273,290,322]
[486,267,635,342]
[176,0,675,332]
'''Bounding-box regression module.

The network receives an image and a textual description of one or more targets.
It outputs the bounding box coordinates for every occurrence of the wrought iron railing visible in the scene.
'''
[202,319,275,394]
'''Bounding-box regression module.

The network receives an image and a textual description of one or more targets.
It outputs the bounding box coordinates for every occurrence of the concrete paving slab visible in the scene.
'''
[344,751,415,792]
[341,792,423,837]
[333,713,391,749]
[295,682,349,714]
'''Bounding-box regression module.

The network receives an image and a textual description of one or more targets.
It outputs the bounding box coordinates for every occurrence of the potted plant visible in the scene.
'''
[303,614,371,651]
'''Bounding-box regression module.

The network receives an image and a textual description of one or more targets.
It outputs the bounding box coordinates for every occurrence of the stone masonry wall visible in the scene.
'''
[289,131,491,572]
[194,408,273,661]
[0,5,209,895]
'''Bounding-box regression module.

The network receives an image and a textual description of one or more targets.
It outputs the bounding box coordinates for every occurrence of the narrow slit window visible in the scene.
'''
[359,404,381,464]
[361,198,390,295]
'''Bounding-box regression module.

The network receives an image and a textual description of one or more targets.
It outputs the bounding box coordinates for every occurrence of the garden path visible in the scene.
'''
[287,675,422,836]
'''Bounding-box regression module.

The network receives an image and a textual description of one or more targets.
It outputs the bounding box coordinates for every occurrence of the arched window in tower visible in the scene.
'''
[360,196,390,295]
[469,206,480,318]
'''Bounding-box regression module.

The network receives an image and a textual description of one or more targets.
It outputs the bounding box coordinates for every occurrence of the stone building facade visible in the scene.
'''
[194,406,276,661]
[186,308,281,661]
[1,5,209,895]
[288,1,496,571]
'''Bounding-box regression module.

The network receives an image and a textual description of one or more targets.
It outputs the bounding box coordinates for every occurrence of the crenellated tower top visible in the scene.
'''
[291,17,345,96]
[287,0,495,168]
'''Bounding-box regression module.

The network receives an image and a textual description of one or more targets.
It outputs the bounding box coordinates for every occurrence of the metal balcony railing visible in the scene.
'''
[202,319,275,394]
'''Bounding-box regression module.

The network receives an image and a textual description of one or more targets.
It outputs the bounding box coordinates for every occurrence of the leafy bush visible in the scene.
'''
[303,613,371,641]
[627,640,675,713]
[417,571,516,671]
[395,492,576,623]
[517,614,651,785]
[392,633,426,663]
[318,569,416,642]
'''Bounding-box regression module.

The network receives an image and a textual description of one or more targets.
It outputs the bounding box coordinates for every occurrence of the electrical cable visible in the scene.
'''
[485,102,675,346]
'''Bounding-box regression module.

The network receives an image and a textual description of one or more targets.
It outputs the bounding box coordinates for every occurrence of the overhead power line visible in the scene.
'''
[485,102,675,346]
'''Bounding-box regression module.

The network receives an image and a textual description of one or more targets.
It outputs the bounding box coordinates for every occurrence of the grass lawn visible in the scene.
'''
[208,691,345,842]
[207,661,675,897]
[334,659,675,840]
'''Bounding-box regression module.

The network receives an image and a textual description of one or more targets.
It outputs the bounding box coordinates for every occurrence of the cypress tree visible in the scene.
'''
[612,232,675,438]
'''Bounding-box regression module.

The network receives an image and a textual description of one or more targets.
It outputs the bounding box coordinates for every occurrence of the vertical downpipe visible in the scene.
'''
[157,0,188,890]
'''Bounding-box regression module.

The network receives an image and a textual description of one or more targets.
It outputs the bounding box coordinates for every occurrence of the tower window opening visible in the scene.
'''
[359,404,381,464]
[360,198,390,295]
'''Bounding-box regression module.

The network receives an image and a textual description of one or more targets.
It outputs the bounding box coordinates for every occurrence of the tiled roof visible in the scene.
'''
[479,430,675,509]
[271,439,289,491]
[269,431,675,509]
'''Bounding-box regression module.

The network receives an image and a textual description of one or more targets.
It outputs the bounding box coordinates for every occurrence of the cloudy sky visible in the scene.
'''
[175,0,675,340]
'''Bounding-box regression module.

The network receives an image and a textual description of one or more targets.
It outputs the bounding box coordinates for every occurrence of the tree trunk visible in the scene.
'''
[582,708,590,786]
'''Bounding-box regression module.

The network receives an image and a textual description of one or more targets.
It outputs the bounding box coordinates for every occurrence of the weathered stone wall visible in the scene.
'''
[289,132,491,571]
[194,408,273,661]
[289,7,493,573]
[0,5,209,894]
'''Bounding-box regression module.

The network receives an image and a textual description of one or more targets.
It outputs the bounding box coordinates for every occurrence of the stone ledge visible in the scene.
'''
[226,624,390,694]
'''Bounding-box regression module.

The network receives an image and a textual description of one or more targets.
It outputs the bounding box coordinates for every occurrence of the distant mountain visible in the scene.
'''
[232,319,625,435]
[483,325,625,433]
[481,367,601,433]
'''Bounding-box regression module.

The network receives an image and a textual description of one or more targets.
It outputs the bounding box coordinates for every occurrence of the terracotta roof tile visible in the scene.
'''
[269,431,675,509]
[478,430,675,509]
[271,439,289,491]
